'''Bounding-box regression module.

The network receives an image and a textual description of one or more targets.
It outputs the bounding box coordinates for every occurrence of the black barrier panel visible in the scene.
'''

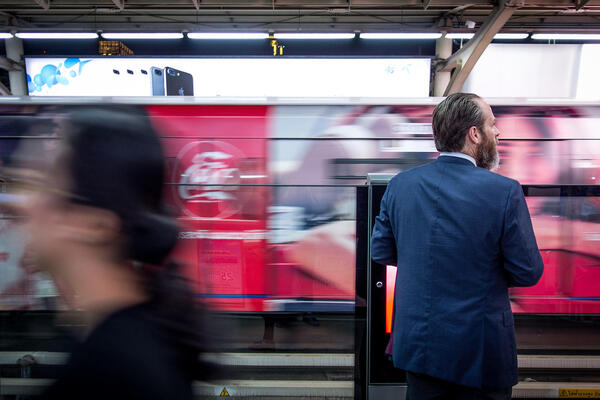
[355,186,368,400]
[367,183,407,385]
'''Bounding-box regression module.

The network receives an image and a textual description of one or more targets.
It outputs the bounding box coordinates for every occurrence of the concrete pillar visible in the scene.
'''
[433,35,452,97]
[5,37,27,96]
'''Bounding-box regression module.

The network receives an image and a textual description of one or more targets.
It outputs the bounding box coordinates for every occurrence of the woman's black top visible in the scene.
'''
[43,303,196,400]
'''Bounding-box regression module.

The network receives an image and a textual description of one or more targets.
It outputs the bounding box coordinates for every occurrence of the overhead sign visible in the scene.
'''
[25,57,431,98]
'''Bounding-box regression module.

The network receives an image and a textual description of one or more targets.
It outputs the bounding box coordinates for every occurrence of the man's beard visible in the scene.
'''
[476,132,499,171]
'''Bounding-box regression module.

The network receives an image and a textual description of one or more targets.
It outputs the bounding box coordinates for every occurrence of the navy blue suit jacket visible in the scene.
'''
[371,155,544,389]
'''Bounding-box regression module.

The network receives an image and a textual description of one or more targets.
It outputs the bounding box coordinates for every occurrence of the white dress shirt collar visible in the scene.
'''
[439,152,476,166]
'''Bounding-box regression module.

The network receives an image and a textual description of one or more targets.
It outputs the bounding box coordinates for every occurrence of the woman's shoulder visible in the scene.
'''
[44,303,193,400]
[83,303,170,369]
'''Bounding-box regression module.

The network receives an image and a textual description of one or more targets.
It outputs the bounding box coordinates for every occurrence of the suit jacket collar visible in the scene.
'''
[437,155,477,167]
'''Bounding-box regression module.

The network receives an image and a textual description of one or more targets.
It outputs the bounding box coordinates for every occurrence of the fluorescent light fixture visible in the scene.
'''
[274,33,355,39]
[360,33,442,39]
[532,33,600,40]
[446,33,474,39]
[446,32,529,40]
[16,32,98,39]
[187,32,269,39]
[0,33,13,39]
[494,33,529,39]
[101,33,183,40]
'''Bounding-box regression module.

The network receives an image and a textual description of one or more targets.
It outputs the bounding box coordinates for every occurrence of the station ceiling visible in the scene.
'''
[0,1,600,33]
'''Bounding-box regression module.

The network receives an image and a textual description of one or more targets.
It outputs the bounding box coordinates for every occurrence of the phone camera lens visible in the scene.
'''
[167,68,176,76]
[155,69,162,76]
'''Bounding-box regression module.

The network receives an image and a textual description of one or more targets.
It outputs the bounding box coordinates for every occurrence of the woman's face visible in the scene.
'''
[26,146,123,276]
[26,160,74,273]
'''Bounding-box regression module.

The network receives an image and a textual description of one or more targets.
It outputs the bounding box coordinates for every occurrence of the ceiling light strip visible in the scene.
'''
[187,32,269,39]
[101,33,183,40]
[16,32,98,39]
[446,33,529,40]
[494,33,529,39]
[360,33,442,39]
[274,33,355,39]
[532,33,600,40]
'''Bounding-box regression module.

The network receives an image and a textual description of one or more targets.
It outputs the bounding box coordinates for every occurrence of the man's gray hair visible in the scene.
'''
[432,93,484,152]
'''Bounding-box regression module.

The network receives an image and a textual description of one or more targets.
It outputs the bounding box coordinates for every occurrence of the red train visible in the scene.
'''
[0,99,598,314]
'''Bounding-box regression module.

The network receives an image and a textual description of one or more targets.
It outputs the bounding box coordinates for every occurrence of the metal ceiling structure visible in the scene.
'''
[0,0,599,33]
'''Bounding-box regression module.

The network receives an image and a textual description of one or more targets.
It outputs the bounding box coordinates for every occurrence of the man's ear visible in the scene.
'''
[55,205,121,245]
[466,126,481,146]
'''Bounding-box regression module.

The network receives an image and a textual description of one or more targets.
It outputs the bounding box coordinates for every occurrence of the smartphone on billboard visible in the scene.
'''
[165,67,194,96]
[151,67,165,96]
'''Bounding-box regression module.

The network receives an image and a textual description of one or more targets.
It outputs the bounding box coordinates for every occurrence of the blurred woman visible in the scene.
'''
[26,107,203,400]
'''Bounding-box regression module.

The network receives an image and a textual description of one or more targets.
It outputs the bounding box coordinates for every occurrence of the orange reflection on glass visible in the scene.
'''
[386,265,397,334]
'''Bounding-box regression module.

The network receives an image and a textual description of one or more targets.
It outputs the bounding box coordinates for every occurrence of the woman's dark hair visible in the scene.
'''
[60,106,207,377]
[432,93,484,152]
[65,107,177,264]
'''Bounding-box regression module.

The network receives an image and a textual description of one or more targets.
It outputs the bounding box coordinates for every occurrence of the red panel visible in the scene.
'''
[146,105,270,311]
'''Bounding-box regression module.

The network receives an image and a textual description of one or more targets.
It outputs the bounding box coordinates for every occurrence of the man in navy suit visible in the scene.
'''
[371,93,544,400]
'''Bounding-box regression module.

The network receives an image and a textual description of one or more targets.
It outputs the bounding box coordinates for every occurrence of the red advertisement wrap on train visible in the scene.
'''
[0,101,599,315]
[147,105,270,311]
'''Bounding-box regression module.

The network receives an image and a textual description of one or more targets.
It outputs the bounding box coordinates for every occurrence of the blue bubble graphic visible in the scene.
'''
[40,64,58,88]
[31,58,93,93]
[64,58,79,68]
[78,59,91,75]
[56,75,69,85]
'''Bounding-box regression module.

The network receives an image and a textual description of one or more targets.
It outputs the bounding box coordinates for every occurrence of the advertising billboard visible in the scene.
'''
[24,57,432,98]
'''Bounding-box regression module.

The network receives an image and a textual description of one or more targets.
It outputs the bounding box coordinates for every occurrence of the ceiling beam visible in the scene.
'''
[0,11,38,28]
[112,0,124,10]
[437,0,522,95]
[33,0,50,10]
[0,57,24,72]
[443,4,474,16]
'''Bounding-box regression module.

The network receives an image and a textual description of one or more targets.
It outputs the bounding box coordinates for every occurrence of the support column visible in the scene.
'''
[433,34,452,97]
[5,37,27,96]
[437,1,518,96]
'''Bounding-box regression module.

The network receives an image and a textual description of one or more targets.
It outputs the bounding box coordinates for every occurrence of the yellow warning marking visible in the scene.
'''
[219,387,230,397]
[559,388,600,398]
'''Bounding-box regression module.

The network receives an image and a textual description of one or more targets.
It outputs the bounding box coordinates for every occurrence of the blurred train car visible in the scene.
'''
[269,102,600,315]
[0,99,598,315]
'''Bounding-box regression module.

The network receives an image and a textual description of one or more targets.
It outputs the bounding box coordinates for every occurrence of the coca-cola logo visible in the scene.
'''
[173,141,244,219]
